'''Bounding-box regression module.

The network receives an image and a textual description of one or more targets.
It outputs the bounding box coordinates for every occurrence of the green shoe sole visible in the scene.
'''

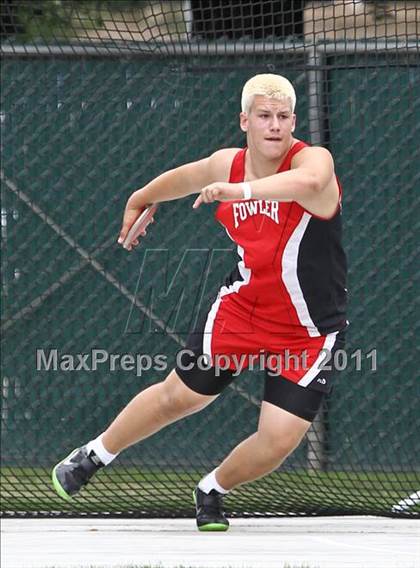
[197,522,229,532]
[51,465,73,502]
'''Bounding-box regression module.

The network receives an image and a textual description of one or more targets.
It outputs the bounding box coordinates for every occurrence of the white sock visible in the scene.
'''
[198,468,229,495]
[86,434,118,466]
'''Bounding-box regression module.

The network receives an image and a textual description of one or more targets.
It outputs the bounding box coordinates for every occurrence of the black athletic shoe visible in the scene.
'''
[52,446,104,501]
[193,487,229,531]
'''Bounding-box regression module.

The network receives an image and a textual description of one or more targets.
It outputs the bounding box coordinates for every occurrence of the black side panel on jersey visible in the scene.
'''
[297,212,347,334]
[223,264,243,289]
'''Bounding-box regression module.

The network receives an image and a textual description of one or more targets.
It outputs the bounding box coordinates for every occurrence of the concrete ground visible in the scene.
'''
[2,517,419,568]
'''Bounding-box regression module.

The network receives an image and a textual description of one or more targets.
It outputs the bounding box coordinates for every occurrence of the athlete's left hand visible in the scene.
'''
[193,182,244,209]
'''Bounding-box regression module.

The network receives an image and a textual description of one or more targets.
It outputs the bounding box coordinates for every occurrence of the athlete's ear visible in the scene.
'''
[240,111,248,133]
[291,113,296,133]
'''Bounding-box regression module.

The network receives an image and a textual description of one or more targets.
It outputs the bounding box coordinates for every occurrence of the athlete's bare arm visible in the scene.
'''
[193,146,340,219]
[288,147,340,218]
[118,148,239,243]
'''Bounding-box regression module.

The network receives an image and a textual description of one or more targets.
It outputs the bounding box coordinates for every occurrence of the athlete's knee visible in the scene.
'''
[159,369,216,420]
[257,425,306,461]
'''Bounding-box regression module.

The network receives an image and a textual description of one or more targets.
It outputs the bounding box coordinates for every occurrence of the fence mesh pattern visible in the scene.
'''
[1,0,419,518]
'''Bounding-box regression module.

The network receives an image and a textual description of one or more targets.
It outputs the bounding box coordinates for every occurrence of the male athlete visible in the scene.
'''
[52,74,347,531]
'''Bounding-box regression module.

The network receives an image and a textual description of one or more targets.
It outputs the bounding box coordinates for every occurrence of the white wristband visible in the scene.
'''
[241,182,252,200]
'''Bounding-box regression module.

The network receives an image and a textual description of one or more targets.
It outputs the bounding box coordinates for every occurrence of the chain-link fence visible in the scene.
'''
[1,0,419,518]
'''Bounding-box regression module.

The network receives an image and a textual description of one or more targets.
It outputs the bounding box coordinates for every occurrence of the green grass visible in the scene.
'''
[1,466,419,518]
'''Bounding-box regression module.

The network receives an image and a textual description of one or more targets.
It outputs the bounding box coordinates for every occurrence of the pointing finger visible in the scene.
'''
[193,194,203,209]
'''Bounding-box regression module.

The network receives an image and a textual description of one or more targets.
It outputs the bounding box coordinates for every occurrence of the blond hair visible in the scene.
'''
[241,74,296,113]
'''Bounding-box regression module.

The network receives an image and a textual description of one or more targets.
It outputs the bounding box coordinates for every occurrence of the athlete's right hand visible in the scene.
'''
[117,188,157,249]
[117,201,146,248]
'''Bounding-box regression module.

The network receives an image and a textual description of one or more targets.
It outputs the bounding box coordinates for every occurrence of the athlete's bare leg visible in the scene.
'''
[215,401,311,490]
[102,369,217,454]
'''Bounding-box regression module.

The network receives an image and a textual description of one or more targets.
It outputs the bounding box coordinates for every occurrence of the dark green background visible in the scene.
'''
[1,54,419,516]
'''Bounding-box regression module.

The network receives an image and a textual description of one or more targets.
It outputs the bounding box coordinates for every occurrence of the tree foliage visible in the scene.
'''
[0,0,142,41]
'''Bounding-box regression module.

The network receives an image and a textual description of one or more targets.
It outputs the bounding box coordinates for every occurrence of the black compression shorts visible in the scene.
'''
[175,330,346,422]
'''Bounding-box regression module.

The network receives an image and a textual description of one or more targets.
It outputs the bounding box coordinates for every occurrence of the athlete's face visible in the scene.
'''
[240,95,296,160]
